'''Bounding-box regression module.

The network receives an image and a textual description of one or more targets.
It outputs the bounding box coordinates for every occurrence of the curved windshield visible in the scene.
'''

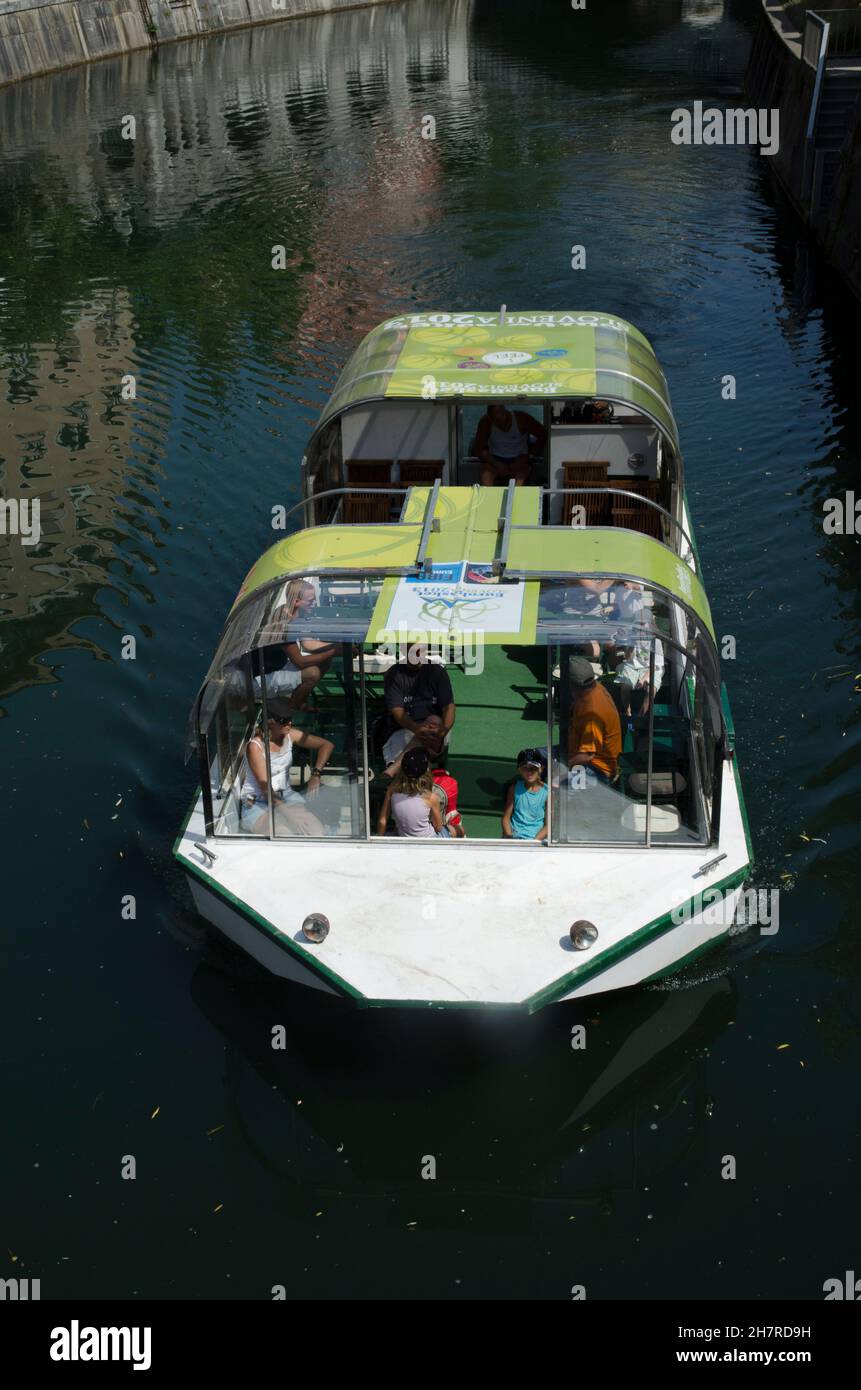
[188,569,724,848]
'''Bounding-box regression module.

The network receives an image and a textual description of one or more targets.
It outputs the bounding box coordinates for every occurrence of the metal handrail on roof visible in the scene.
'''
[536,487,697,570]
[415,478,441,573]
[493,479,517,576]
[258,486,695,595]
[277,486,418,532]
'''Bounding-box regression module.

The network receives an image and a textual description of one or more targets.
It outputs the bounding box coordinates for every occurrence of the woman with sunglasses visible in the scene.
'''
[240,699,333,836]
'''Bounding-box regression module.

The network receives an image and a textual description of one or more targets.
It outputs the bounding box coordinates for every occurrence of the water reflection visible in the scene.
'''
[0,1,469,701]
[191,956,735,1224]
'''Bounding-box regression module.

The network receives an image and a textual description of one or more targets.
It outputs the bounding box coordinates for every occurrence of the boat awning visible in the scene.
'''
[314,311,680,450]
[227,487,713,640]
[505,525,714,638]
[187,487,720,757]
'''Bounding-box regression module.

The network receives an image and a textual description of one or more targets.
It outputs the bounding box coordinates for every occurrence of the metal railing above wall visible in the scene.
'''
[818,7,861,54]
[802,9,829,68]
[799,6,861,61]
[804,12,832,140]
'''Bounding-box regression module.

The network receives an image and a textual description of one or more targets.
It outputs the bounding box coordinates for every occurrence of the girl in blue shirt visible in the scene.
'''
[502,749,549,841]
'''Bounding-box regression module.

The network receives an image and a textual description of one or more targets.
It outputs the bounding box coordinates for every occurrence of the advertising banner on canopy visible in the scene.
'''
[368,560,539,646]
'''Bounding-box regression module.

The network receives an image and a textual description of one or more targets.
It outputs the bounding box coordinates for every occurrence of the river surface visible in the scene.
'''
[1,0,859,1300]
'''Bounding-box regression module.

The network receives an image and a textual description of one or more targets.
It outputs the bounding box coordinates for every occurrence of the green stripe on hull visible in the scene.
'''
[175,813,750,1012]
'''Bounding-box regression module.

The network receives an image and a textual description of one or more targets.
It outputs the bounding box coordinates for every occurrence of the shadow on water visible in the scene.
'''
[190,948,735,1228]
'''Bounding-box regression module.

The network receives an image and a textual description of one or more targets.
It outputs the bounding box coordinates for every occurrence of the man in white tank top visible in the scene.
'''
[474,402,546,486]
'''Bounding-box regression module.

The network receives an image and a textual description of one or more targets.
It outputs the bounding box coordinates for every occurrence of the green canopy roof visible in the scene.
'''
[231,487,712,639]
[315,311,679,449]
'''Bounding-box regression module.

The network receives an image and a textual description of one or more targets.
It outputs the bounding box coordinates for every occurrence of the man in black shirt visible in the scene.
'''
[381,645,456,766]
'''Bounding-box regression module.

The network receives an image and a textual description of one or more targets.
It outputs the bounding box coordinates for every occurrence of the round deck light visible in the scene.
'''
[302,913,330,944]
[570,920,598,951]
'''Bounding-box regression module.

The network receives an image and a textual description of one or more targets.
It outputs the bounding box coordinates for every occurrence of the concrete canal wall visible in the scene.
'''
[745,1,861,301]
[745,4,814,211]
[0,0,402,87]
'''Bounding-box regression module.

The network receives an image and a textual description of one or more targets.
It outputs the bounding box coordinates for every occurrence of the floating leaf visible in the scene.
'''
[206,1125,224,1137]
[213,1204,223,1213]
[777,1044,789,1051]
[151,1106,160,1119]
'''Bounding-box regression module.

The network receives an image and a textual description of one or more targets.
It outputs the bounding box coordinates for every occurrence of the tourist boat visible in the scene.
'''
[175,310,752,1010]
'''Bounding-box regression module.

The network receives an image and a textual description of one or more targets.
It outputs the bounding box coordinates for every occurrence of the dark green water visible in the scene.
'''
[1,0,859,1300]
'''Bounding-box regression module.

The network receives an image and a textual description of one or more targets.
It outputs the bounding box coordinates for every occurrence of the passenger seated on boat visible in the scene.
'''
[240,701,333,836]
[255,581,337,710]
[474,402,546,487]
[383,712,447,778]
[377,747,461,838]
[614,613,664,722]
[610,580,647,624]
[567,656,622,789]
[502,749,548,841]
[579,399,614,424]
[565,579,614,661]
[430,761,464,835]
[381,644,455,767]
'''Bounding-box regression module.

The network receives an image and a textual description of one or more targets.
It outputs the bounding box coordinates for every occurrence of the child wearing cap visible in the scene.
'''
[502,750,549,841]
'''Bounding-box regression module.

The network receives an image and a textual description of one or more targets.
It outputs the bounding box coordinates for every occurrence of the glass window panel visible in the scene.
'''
[189,570,724,848]
[269,643,368,841]
[200,680,259,838]
[551,642,646,846]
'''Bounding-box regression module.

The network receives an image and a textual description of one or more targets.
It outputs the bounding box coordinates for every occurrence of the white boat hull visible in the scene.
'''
[176,754,750,1011]
[188,871,741,1003]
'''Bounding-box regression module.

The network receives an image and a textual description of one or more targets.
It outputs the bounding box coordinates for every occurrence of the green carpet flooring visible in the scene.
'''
[444,646,549,838]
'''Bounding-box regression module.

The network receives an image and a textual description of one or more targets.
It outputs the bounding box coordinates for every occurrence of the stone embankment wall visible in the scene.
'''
[0,0,400,86]
[745,2,861,302]
[745,5,815,213]
[825,123,861,298]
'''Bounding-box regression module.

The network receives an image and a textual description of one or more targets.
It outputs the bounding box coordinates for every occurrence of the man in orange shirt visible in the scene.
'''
[567,656,622,787]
